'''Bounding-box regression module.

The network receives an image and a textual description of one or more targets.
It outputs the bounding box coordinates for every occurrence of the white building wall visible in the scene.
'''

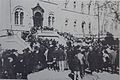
[0,0,119,38]
[0,0,11,30]
[54,0,98,36]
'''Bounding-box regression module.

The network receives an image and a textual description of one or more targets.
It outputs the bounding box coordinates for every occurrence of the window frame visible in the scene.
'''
[14,7,24,26]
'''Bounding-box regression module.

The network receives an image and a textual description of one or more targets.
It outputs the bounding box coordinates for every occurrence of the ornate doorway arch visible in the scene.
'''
[32,3,44,29]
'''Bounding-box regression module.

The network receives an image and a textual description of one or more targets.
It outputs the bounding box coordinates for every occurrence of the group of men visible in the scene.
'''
[66,39,119,80]
[0,33,119,80]
[0,38,67,79]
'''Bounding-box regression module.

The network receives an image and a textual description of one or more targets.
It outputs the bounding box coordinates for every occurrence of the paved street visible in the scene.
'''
[28,69,119,80]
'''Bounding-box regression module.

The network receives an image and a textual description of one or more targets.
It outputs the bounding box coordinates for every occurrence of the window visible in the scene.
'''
[82,21,85,29]
[73,1,76,8]
[20,12,24,25]
[15,11,18,24]
[52,16,55,25]
[48,12,54,27]
[81,2,84,13]
[74,19,77,27]
[48,16,51,26]
[14,7,24,25]
[89,22,91,34]
[88,1,92,14]
[89,22,91,29]
[65,18,68,26]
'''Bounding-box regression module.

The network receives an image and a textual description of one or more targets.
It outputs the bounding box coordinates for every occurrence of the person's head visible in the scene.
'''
[34,46,39,50]
[89,46,93,51]
[25,48,30,53]
[12,49,18,56]
[53,58,56,61]
[11,49,17,52]
[55,46,58,50]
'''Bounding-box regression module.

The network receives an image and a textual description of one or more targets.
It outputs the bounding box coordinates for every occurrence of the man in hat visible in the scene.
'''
[22,48,32,76]
[10,49,19,78]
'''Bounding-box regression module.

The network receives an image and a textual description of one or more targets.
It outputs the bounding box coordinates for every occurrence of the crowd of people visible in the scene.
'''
[0,31,119,79]
[58,31,119,80]
[0,37,66,79]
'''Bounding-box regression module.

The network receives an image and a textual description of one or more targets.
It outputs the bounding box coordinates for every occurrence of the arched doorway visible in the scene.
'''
[32,3,44,30]
[33,12,43,29]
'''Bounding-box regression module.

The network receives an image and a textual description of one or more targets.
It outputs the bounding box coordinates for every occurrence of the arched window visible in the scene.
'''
[89,22,91,34]
[52,16,55,25]
[74,19,77,27]
[20,12,24,25]
[65,18,68,26]
[14,7,24,25]
[48,12,54,27]
[82,21,86,29]
[15,11,18,24]
[48,16,51,26]
[81,2,84,13]
[73,1,76,9]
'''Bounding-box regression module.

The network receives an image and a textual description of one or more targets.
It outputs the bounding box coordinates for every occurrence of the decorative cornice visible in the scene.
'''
[39,0,58,5]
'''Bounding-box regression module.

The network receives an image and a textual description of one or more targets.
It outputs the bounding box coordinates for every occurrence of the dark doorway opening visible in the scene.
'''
[33,12,43,29]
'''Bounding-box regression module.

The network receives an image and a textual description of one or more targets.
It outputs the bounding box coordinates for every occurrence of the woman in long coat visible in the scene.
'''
[47,46,55,62]
[88,47,96,73]
[67,47,82,80]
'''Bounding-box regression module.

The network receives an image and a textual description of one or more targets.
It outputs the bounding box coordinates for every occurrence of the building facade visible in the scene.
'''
[0,0,120,38]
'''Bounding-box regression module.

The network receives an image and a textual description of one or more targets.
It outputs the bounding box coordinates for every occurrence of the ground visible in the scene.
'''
[28,69,119,80]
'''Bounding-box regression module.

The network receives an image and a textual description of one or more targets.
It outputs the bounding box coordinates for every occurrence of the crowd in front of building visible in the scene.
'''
[0,0,120,80]
[0,29,119,79]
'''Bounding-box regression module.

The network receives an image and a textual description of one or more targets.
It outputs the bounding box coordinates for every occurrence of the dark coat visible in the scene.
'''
[53,48,65,61]
[47,47,55,62]
[88,51,96,71]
